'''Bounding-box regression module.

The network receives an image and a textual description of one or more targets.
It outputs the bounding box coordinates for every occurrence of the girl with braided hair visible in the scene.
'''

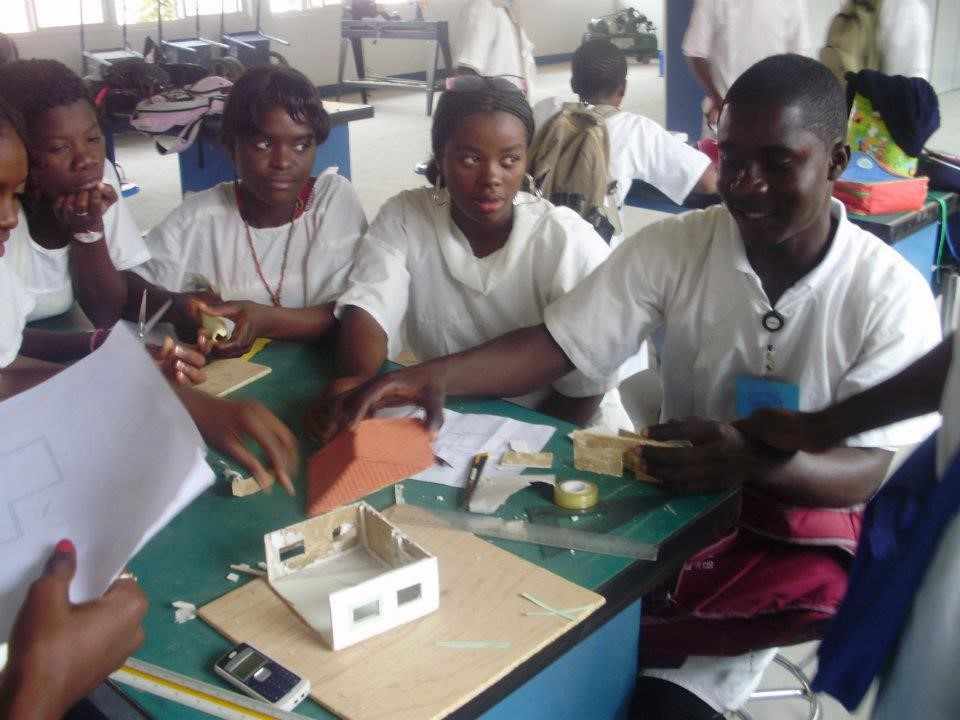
[307,77,633,439]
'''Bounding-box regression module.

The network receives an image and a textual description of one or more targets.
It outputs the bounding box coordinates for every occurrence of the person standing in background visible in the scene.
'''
[454,0,536,97]
[682,0,810,132]
[878,0,933,79]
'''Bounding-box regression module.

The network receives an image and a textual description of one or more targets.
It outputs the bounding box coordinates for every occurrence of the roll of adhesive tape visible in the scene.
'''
[553,479,599,511]
[201,313,235,342]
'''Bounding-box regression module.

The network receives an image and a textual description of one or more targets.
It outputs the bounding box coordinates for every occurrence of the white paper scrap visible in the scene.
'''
[0,326,214,642]
[376,406,555,488]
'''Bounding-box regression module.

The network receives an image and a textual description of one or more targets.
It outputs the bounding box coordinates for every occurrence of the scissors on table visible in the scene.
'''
[137,289,173,344]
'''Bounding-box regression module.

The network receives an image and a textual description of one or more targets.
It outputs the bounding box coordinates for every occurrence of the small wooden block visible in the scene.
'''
[306,418,434,516]
[499,450,553,469]
[570,430,691,479]
[231,475,262,497]
[195,358,271,398]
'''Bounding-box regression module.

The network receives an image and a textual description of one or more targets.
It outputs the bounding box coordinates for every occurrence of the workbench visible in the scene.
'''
[337,19,453,116]
[112,340,738,719]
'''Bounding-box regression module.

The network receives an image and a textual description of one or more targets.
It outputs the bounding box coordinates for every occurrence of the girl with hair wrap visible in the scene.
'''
[308,77,632,439]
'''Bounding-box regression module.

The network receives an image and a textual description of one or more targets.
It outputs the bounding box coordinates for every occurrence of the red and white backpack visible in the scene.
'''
[130,76,232,154]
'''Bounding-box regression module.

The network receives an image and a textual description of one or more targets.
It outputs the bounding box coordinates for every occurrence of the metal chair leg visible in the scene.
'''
[740,653,821,720]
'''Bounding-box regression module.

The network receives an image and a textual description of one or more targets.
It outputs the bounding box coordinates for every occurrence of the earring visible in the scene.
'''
[432,177,448,207]
[524,173,543,200]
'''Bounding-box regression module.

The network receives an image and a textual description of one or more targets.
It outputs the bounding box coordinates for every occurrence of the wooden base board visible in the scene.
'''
[195,358,271,398]
[199,504,604,720]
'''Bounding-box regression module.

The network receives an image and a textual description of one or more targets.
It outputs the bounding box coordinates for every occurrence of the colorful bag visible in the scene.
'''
[641,489,861,663]
[834,151,929,215]
[847,92,919,177]
[130,76,232,155]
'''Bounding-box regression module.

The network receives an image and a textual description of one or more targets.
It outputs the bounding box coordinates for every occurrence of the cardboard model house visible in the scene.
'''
[264,502,439,651]
[306,418,434,517]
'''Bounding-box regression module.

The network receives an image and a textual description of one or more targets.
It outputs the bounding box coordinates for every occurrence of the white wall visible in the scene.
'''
[11,0,618,86]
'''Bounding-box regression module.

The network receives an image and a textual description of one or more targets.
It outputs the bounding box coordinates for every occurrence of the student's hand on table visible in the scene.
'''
[304,375,370,446]
[733,408,831,453]
[0,540,147,720]
[149,336,211,385]
[628,417,753,495]
[54,182,118,235]
[309,370,445,446]
[178,387,298,494]
[171,291,224,340]
[197,300,269,359]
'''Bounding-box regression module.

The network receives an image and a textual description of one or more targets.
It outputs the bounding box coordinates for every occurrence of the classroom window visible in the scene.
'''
[270,0,304,13]
[35,0,105,28]
[0,2,32,33]
[117,0,241,25]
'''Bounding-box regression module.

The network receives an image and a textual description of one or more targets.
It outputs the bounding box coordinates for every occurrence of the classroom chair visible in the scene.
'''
[735,650,822,720]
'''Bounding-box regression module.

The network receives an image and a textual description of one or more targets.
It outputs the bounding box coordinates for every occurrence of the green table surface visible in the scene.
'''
[105,340,737,718]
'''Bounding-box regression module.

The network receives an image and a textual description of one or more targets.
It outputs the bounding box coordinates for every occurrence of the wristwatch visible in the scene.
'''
[72,230,105,244]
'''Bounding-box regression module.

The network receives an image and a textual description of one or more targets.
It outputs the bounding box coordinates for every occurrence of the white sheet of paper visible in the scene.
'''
[0,324,214,641]
[376,406,555,488]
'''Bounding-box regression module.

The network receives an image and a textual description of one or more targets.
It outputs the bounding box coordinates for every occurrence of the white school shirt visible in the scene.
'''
[0,254,35,368]
[335,187,631,431]
[878,0,932,80]
[5,160,149,321]
[546,198,940,713]
[135,174,367,307]
[532,98,711,229]
[545,198,941,448]
[871,330,960,720]
[455,0,536,97]
[682,0,811,97]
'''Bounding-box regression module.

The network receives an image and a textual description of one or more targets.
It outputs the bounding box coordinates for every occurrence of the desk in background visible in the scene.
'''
[119,341,738,719]
[626,182,960,290]
[337,19,453,116]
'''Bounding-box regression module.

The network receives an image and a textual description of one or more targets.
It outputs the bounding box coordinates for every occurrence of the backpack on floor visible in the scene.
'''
[528,102,622,243]
[130,76,232,155]
[820,0,883,82]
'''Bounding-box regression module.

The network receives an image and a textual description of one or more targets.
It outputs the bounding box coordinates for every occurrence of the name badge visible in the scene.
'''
[735,375,800,419]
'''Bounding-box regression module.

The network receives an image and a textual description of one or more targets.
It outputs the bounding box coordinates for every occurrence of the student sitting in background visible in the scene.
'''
[322,55,940,718]
[0,541,147,720]
[308,76,632,438]
[0,60,150,329]
[532,38,717,248]
[0,97,296,494]
[130,65,367,358]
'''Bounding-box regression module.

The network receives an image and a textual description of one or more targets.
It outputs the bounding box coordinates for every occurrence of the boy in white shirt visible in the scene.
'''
[324,55,940,717]
[455,0,536,96]
[533,38,716,247]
